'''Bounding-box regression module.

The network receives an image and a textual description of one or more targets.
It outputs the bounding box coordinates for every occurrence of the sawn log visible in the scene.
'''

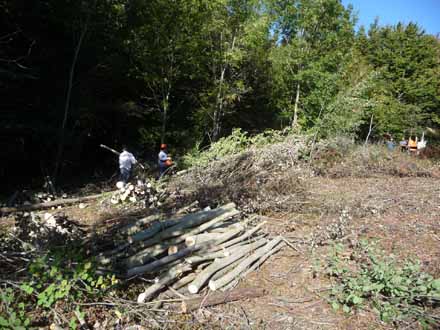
[0,194,102,215]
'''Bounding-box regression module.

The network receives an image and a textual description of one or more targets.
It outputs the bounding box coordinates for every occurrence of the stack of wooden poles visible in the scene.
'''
[98,203,284,304]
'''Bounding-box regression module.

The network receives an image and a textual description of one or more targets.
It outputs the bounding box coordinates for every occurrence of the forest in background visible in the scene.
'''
[1,0,439,191]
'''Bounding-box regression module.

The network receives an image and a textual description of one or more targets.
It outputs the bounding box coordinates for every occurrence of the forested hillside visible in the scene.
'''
[1,0,439,189]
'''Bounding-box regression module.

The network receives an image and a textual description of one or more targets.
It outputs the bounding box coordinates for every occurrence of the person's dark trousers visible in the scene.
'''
[120,168,131,184]
[159,163,167,178]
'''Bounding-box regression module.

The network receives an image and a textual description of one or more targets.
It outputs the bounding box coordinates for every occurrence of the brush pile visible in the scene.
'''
[175,135,311,213]
[109,180,166,208]
[10,212,85,251]
[97,203,284,307]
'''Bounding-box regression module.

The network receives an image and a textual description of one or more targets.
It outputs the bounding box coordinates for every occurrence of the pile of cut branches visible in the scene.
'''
[97,203,284,310]
[175,135,312,213]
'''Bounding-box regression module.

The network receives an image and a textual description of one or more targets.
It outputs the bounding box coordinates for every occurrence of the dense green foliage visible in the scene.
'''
[1,0,439,188]
[181,127,289,167]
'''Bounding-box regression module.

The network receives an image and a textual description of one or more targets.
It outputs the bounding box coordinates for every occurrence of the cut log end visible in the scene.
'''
[168,245,179,255]
[208,281,217,291]
[188,284,199,294]
[185,237,196,247]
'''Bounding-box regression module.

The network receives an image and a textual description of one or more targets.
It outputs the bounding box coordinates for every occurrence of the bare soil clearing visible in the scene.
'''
[179,176,440,330]
[1,172,438,329]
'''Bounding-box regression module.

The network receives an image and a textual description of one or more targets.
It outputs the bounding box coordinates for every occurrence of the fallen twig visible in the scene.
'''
[181,287,266,313]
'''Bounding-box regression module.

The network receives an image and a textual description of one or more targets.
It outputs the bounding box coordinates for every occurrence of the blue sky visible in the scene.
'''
[341,0,440,35]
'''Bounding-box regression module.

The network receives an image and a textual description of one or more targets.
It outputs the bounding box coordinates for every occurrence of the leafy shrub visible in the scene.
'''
[0,288,30,330]
[21,251,118,309]
[325,241,440,328]
[0,248,118,329]
[181,128,292,168]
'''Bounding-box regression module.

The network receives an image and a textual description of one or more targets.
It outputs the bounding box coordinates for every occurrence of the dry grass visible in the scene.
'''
[312,142,440,178]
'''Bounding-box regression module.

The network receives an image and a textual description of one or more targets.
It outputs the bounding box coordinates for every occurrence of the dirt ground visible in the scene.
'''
[180,176,440,330]
[2,175,438,329]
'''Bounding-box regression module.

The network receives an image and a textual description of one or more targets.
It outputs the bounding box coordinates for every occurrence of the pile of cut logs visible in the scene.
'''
[110,180,164,208]
[98,203,284,305]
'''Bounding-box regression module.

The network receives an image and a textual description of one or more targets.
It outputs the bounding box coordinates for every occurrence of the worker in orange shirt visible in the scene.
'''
[408,136,418,153]
[158,144,172,177]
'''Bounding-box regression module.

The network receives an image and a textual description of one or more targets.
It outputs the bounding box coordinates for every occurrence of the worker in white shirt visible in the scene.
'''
[119,146,137,184]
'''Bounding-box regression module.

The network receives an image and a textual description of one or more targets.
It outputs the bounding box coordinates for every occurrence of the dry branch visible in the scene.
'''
[242,241,285,278]
[218,221,266,250]
[137,264,192,303]
[181,287,266,313]
[171,272,197,290]
[209,237,282,291]
[209,257,243,282]
[185,250,227,265]
[0,194,102,215]
[187,239,267,294]
[221,241,285,291]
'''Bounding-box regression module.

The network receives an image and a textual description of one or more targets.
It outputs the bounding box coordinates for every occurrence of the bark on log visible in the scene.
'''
[181,287,266,313]
[226,233,267,250]
[242,241,285,278]
[187,239,267,294]
[100,216,181,260]
[171,272,197,290]
[102,204,238,265]
[179,209,240,243]
[185,231,261,265]
[219,221,266,250]
[120,214,162,236]
[130,217,182,243]
[209,257,242,282]
[209,237,282,291]
[123,242,174,268]
[185,233,220,247]
[0,194,102,215]
[185,250,227,265]
[175,201,199,215]
[130,203,236,250]
[184,226,264,266]
[127,239,213,277]
[126,208,239,261]
[205,220,241,232]
[221,241,285,292]
[137,264,192,303]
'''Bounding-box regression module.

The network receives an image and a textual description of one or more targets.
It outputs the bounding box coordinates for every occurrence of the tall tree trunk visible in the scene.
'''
[53,23,88,182]
[212,34,236,142]
[161,89,170,144]
[212,65,227,142]
[364,114,374,145]
[292,82,300,128]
